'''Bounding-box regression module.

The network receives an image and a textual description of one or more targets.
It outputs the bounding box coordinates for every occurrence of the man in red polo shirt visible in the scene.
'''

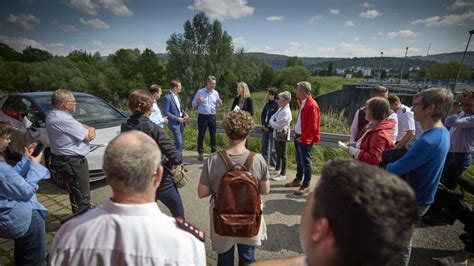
[285,81,320,195]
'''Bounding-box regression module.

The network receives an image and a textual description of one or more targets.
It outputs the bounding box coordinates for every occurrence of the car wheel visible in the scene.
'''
[44,149,67,190]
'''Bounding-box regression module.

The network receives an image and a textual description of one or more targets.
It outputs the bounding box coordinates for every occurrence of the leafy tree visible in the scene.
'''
[107,48,141,79]
[380,70,387,80]
[0,61,33,92]
[354,70,364,78]
[326,62,334,76]
[0,43,21,61]
[428,61,470,80]
[286,56,303,67]
[416,67,428,80]
[259,64,275,89]
[137,48,166,86]
[273,66,311,89]
[21,46,53,63]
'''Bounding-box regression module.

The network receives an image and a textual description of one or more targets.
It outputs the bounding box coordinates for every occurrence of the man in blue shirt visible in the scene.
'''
[386,87,453,266]
[192,76,222,161]
[149,84,168,128]
[46,89,96,213]
[163,80,188,153]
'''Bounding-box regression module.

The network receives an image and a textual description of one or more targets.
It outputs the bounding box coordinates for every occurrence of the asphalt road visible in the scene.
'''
[89,150,470,266]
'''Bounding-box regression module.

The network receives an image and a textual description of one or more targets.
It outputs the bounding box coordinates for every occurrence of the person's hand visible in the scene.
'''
[163,116,169,124]
[24,143,43,163]
[197,96,205,104]
[88,127,96,141]
[346,141,355,147]
[449,102,461,115]
[296,137,302,143]
[217,98,223,105]
[183,114,189,122]
[178,117,185,124]
[262,125,268,131]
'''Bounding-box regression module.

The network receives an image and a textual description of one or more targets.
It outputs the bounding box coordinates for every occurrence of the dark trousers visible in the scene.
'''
[218,244,256,266]
[294,134,313,187]
[52,155,90,213]
[274,140,287,175]
[156,185,185,218]
[197,114,217,155]
[441,152,471,190]
[14,210,46,266]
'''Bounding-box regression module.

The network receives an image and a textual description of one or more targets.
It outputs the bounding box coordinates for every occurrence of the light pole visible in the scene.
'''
[455,29,474,86]
[400,47,409,80]
[378,51,384,81]
[426,43,431,57]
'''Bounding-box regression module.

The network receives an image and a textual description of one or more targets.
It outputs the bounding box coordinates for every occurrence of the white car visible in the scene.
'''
[0,92,126,187]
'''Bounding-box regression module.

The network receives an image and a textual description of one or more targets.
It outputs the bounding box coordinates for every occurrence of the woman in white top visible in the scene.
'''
[269,91,292,181]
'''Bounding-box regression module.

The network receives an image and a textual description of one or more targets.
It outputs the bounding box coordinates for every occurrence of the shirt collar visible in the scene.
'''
[100,198,162,216]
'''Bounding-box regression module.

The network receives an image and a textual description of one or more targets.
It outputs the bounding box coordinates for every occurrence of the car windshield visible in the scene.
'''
[36,95,125,125]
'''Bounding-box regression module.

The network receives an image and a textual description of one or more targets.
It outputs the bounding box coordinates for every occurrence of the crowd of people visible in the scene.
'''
[0,76,472,266]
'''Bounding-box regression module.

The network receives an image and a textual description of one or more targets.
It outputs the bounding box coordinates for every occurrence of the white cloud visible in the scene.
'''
[65,0,133,16]
[309,15,322,24]
[79,18,110,29]
[448,0,474,10]
[386,30,418,39]
[188,0,254,21]
[48,43,65,48]
[232,36,246,48]
[249,45,272,53]
[360,9,380,19]
[92,40,104,47]
[285,41,311,56]
[6,13,40,31]
[361,2,373,8]
[329,9,340,15]
[314,42,378,57]
[266,16,283,22]
[353,37,360,42]
[52,20,78,32]
[344,20,355,27]
[0,35,45,50]
[410,11,474,26]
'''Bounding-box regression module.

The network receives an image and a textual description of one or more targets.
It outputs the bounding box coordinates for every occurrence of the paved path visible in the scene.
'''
[0,150,470,265]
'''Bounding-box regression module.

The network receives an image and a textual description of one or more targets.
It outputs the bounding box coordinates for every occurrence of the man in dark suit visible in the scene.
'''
[163,80,188,153]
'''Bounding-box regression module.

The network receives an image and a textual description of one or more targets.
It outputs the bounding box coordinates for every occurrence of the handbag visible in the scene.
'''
[166,164,189,188]
[275,129,288,142]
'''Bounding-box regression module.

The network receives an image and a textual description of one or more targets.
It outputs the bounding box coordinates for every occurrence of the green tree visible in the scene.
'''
[259,64,275,89]
[354,70,364,78]
[0,43,21,61]
[273,66,311,89]
[380,70,387,80]
[286,56,303,67]
[428,61,470,80]
[137,48,167,86]
[21,46,53,63]
[326,62,334,76]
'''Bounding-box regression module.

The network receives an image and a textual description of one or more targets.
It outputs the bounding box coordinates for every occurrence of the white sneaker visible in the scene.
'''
[271,175,287,181]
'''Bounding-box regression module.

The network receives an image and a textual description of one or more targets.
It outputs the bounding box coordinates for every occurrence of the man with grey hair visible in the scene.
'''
[285,82,320,195]
[46,89,96,213]
[49,130,206,265]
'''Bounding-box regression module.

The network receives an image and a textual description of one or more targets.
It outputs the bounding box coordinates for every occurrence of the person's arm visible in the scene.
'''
[300,105,319,144]
[2,159,40,200]
[192,90,200,108]
[197,183,211,198]
[350,109,360,142]
[231,97,238,111]
[163,95,180,123]
[356,133,390,165]
[395,130,415,149]
[269,109,291,131]
[444,113,474,128]
[386,139,431,176]
[197,157,212,198]
[149,103,165,126]
[259,179,270,195]
[247,98,254,116]
[153,126,183,165]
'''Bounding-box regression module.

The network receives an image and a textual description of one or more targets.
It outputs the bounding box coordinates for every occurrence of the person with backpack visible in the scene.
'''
[197,110,270,266]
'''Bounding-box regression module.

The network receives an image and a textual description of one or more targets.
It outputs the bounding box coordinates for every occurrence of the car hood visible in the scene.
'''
[90,125,122,147]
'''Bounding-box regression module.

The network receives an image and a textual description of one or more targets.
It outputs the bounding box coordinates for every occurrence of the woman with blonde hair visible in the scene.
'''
[121,89,185,217]
[231,82,254,116]
[269,91,292,181]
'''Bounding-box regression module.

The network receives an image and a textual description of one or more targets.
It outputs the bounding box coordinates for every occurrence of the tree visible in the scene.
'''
[137,48,166,86]
[416,67,428,80]
[286,56,303,67]
[273,66,311,89]
[428,61,471,80]
[380,70,387,80]
[354,70,364,78]
[0,43,21,61]
[21,46,53,63]
[259,64,275,89]
[326,62,334,76]
[167,12,236,103]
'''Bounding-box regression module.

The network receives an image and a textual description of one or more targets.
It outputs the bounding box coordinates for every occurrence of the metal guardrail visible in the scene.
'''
[194,120,349,148]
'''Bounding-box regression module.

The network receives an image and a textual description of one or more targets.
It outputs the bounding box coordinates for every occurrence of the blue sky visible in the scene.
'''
[0,0,473,57]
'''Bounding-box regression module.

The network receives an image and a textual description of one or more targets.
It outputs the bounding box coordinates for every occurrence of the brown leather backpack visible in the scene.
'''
[212,151,262,237]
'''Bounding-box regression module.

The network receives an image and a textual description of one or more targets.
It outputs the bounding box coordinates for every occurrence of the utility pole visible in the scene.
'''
[455,30,474,87]
[400,47,409,80]
[426,43,431,57]
[378,51,384,81]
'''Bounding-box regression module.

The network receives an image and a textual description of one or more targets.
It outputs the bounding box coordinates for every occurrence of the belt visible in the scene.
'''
[198,113,216,117]
[52,154,85,160]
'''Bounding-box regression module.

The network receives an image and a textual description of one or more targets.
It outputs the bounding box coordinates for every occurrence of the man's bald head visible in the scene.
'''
[103,130,162,193]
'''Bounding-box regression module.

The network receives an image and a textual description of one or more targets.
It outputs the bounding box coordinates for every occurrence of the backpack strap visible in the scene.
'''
[244,152,256,171]
[218,151,234,171]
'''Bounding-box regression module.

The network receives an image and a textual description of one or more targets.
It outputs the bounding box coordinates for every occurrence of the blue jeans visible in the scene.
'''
[218,244,256,266]
[169,126,184,153]
[14,210,46,266]
[261,130,276,167]
[294,136,313,187]
[156,185,185,218]
[441,152,472,190]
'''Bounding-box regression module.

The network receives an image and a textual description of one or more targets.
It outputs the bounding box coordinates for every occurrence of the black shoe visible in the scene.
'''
[197,154,204,161]
[422,214,451,226]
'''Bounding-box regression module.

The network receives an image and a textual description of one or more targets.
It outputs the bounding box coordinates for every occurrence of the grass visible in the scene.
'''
[309,76,363,95]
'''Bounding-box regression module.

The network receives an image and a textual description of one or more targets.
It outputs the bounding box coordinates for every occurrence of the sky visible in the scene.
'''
[0,0,473,58]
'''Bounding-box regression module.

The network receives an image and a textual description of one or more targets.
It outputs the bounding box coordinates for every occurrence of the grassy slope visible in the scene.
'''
[310,76,363,95]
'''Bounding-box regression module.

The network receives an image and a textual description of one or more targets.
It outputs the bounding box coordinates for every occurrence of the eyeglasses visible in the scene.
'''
[412,103,423,106]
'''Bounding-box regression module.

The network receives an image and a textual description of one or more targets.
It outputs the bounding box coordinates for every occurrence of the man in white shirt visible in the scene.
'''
[388,94,415,149]
[149,84,168,128]
[49,130,206,265]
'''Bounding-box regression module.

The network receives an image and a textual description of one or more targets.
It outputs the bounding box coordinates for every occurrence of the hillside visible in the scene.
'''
[245,51,474,70]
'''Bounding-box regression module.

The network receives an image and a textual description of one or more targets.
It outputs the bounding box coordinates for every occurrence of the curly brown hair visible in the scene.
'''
[459,88,474,104]
[128,89,153,115]
[222,110,255,140]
